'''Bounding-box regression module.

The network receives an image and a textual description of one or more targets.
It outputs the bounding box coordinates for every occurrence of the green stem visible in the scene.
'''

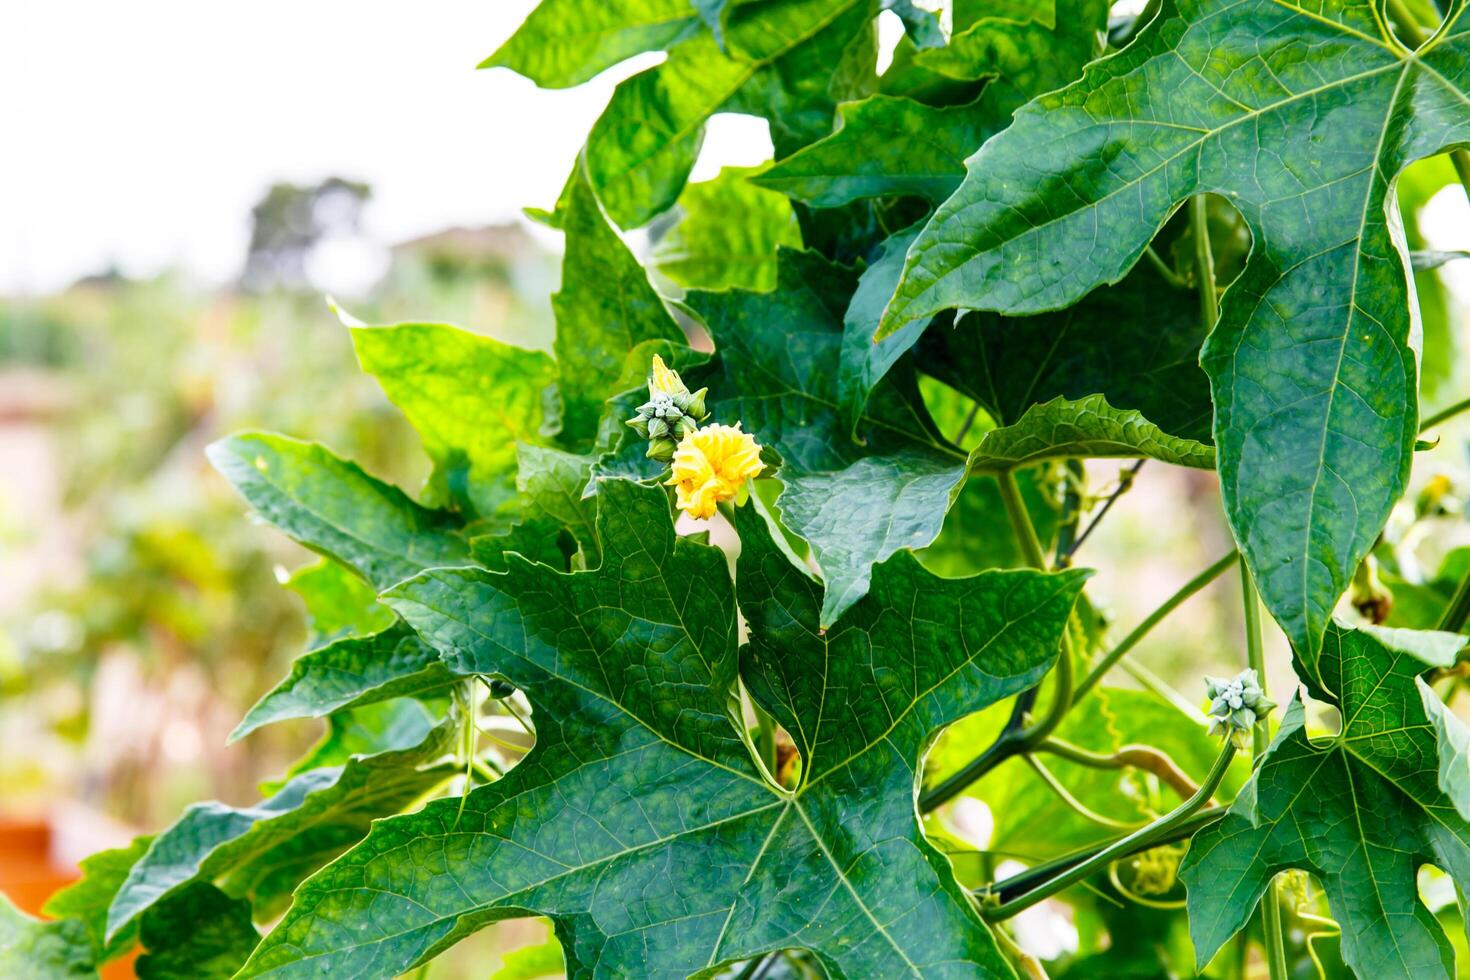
[1191,195,1218,328]
[920,694,1033,812]
[1241,559,1269,751]
[1239,559,1286,978]
[1064,459,1144,563]
[954,401,982,445]
[996,469,1048,570]
[1421,395,1470,432]
[1438,564,1470,632]
[1143,244,1190,288]
[983,744,1236,919]
[986,805,1226,902]
[1074,550,1239,702]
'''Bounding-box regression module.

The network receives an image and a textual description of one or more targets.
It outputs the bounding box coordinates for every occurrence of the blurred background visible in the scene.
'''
[3,1,1470,977]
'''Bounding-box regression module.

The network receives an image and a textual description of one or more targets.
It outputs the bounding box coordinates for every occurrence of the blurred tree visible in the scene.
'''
[241,178,371,292]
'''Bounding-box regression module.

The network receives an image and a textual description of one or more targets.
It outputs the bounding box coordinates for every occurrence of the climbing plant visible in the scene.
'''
[14,1,1470,977]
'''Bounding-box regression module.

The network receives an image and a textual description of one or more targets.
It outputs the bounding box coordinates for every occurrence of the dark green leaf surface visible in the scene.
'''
[754,95,993,208]
[135,883,258,980]
[230,623,459,741]
[208,432,471,591]
[916,264,1212,440]
[968,394,1215,470]
[916,470,1062,576]
[552,161,684,444]
[883,0,1470,657]
[651,166,803,291]
[481,0,696,88]
[238,481,1086,978]
[106,718,454,940]
[692,249,971,625]
[0,896,93,979]
[1181,623,1470,976]
[352,320,559,516]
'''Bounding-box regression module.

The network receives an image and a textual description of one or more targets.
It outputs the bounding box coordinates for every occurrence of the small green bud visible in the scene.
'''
[674,415,698,439]
[1205,668,1275,749]
[626,416,651,439]
[686,387,708,421]
[648,416,670,440]
[645,439,676,462]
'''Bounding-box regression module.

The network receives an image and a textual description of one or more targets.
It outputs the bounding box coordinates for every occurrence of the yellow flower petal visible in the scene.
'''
[649,354,684,397]
[665,423,765,520]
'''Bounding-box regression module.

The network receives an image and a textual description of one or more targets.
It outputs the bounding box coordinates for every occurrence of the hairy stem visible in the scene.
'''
[1143,244,1190,288]
[1037,736,1200,800]
[1074,550,1239,702]
[983,744,1236,919]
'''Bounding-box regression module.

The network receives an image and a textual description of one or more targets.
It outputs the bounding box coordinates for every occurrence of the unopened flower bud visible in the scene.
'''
[645,439,676,463]
[648,416,670,440]
[1204,669,1275,749]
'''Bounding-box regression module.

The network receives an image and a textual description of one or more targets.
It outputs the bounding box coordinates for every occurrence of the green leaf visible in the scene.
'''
[753,95,993,208]
[0,895,93,979]
[651,166,803,291]
[106,716,455,940]
[967,394,1215,470]
[758,0,1108,208]
[43,836,154,963]
[1180,623,1470,976]
[230,623,459,741]
[207,432,471,591]
[283,559,396,645]
[692,249,971,625]
[135,883,258,980]
[238,480,1087,978]
[351,320,559,516]
[912,0,1107,118]
[837,222,929,436]
[583,0,874,227]
[883,1,1470,657]
[514,443,599,563]
[552,161,684,444]
[916,263,1212,441]
[481,0,697,88]
[270,698,444,790]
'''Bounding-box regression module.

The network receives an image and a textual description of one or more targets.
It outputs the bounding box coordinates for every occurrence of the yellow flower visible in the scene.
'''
[649,354,683,397]
[665,423,765,520]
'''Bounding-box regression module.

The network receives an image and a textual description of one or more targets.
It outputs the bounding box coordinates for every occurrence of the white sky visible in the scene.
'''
[0,1,776,294]
[1,2,1464,296]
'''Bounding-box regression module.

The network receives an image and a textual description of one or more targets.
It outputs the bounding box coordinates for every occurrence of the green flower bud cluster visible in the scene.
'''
[1205,668,1275,749]
[625,356,709,462]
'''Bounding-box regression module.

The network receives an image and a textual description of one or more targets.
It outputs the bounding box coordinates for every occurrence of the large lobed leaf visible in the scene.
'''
[881,0,1470,657]
[235,481,1087,978]
[1181,623,1470,977]
[691,249,972,626]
